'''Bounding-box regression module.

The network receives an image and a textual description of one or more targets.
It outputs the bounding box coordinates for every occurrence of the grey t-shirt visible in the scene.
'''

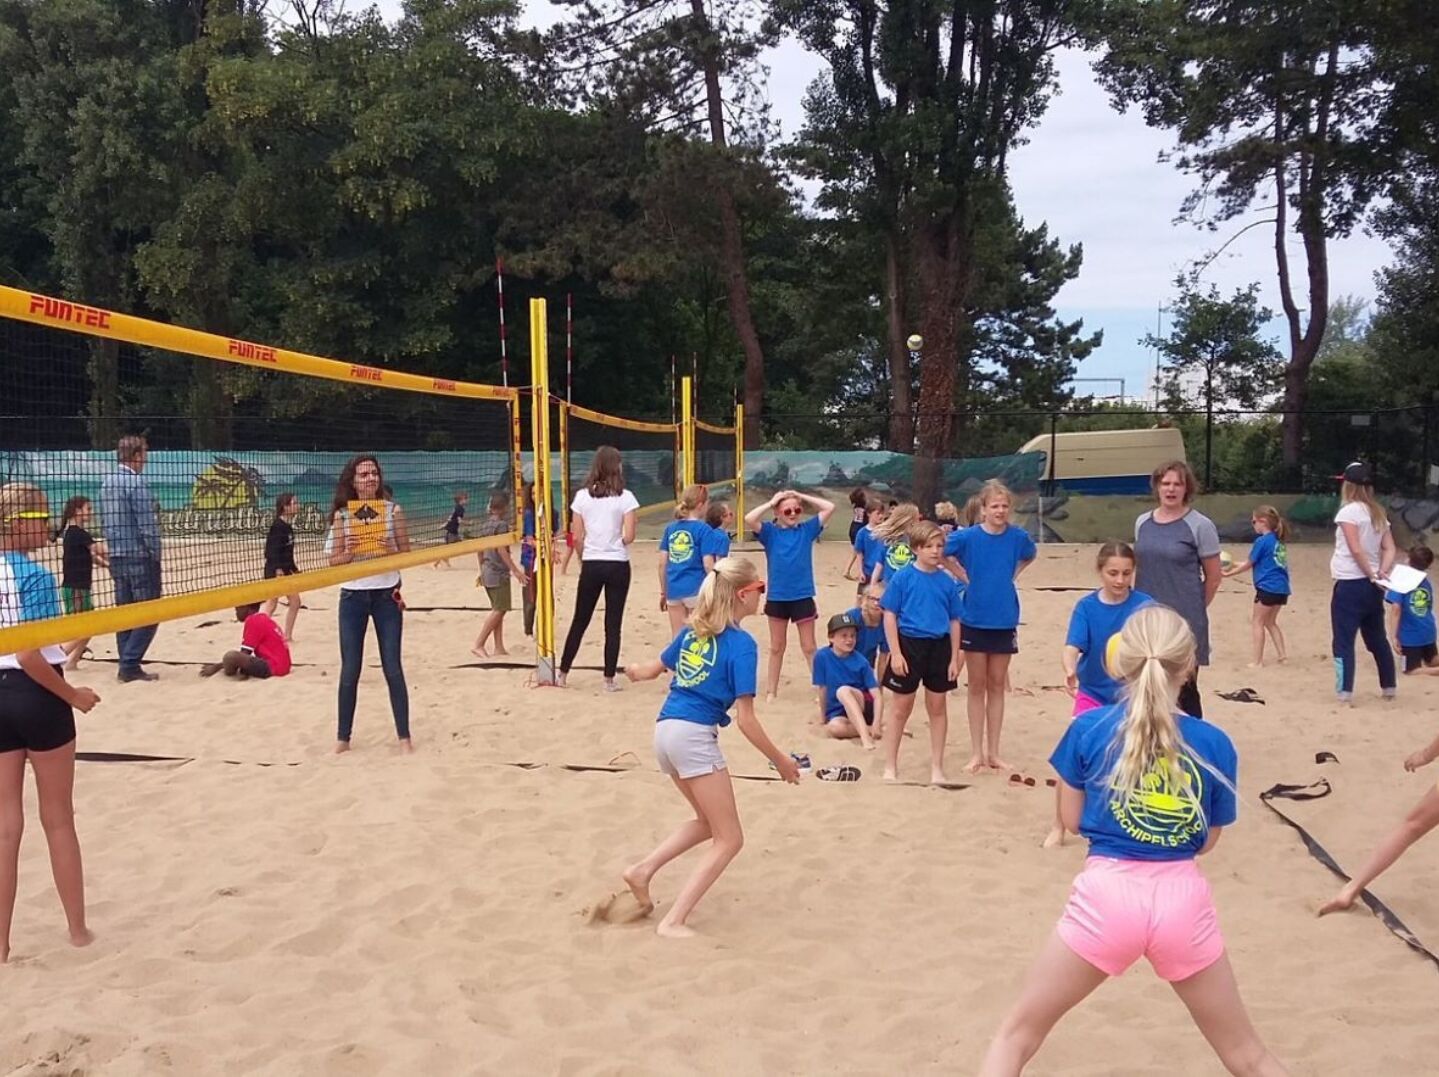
[477,514,510,587]
[1134,509,1221,665]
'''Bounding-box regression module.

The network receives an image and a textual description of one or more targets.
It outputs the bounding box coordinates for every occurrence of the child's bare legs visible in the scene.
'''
[282,592,301,641]
[765,617,788,701]
[1170,953,1288,1075]
[883,690,919,781]
[491,612,510,656]
[1249,603,1267,666]
[666,601,688,640]
[964,652,989,773]
[984,654,1012,770]
[827,686,876,749]
[473,610,504,657]
[0,749,22,962]
[63,638,90,671]
[623,775,711,915]
[979,932,1108,1075]
[796,619,818,673]
[922,688,950,783]
[31,742,92,950]
[656,770,744,938]
[1320,785,1439,915]
[1043,784,1066,848]
[1263,608,1286,663]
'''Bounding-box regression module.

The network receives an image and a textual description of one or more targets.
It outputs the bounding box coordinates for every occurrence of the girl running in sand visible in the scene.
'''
[1,483,101,963]
[1222,505,1291,666]
[622,557,800,937]
[1046,542,1152,847]
[1319,729,1439,918]
[980,606,1285,1077]
[945,481,1035,774]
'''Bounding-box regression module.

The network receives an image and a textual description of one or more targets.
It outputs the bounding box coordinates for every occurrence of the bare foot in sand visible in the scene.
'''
[986,756,1011,772]
[1042,826,1066,849]
[471,646,490,659]
[656,920,696,939]
[70,927,95,948]
[963,756,986,775]
[1318,886,1360,917]
[622,864,655,914]
[335,741,351,754]
[930,770,950,786]
[398,738,415,754]
[493,647,510,657]
[882,768,899,782]
[1246,662,1265,670]
[765,692,777,704]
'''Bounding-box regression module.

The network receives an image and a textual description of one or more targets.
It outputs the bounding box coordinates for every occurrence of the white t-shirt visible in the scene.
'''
[1331,501,1387,580]
[324,502,402,590]
[572,488,640,562]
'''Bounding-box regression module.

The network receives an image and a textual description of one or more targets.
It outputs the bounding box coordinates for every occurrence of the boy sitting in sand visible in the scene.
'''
[200,603,292,679]
[813,612,880,749]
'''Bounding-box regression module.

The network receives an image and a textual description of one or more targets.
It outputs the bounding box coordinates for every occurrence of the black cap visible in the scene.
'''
[827,612,860,636]
[1336,461,1373,485]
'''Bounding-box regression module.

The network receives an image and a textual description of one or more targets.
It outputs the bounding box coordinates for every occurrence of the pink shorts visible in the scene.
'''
[1072,690,1104,716]
[1056,857,1224,982]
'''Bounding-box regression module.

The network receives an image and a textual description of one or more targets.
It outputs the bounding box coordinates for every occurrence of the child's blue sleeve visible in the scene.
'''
[944,528,965,562]
[1048,719,1088,789]
[660,631,685,671]
[658,523,671,552]
[811,649,830,688]
[1385,589,1402,606]
[1205,739,1240,829]
[861,662,878,691]
[880,574,904,613]
[731,634,759,698]
[1064,602,1089,650]
[1017,529,1037,561]
[19,566,61,621]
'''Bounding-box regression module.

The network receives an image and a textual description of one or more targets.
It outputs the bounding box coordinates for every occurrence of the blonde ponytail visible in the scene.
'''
[870,502,922,545]
[1105,606,1211,820]
[689,556,758,639]
[677,483,709,516]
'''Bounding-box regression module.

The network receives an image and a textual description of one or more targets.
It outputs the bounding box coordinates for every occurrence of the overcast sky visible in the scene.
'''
[372,1,1395,401]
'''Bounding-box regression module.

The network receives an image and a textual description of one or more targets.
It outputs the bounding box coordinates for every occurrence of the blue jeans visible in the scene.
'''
[338,587,409,742]
[1331,578,1396,695]
[111,556,162,673]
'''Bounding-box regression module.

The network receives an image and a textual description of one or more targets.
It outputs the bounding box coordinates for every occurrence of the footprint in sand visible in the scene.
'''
[583,891,654,926]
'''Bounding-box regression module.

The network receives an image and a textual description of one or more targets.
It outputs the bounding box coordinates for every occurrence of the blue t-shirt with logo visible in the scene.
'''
[944,524,1036,629]
[702,525,731,561]
[660,519,712,599]
[853,526,886,581]
[1064,590,1154,705]
[812,645,878,718]
[875,538,915,582]
[844,606,889,663]
[520,509,536,572]
[658,624,759,727]
[1386,578,1436,648]
[1049,703,1238,861]
[1,551,65,667]
[755,516,823,601]
[879,564,963,639]
[1249,532,1291,595]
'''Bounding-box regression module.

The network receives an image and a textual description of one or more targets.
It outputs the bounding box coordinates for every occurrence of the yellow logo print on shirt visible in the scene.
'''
[886,542,914,572]
[1109,755,1207,848]
[669,528,696,565]
[1411,585,1432,618]
[675,631,717,687]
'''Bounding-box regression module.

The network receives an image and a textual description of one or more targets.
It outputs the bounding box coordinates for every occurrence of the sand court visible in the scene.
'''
[3,543,1438,1074]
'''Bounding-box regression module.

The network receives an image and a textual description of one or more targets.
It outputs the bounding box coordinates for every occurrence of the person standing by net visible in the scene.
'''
[325,456,412,753]
[99,435,162,684]
[559,446,639,691]
[262,493,302,643]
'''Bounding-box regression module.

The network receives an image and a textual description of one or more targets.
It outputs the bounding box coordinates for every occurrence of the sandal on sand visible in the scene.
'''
[1217,687,1266,705]
[817,765,861,782]
[1008,773,1036,787]
[769,753,812,773]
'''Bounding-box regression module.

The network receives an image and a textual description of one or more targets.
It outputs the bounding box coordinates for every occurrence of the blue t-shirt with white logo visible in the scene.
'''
[1049,703,1238,861]
[755,516,823,601]
[1064,590,1154,705]
[879,564,963,639]
[658,624,758,727]
[853,526,886,582]
[702,525,730,561]
[1386,578,1436,648]
[660,519,712,599]
[944,524,1036,629]
[875,538,915,582]
[812,645,878,718]
[1,551,65,667]
[1249,532,1291,595]
[844,606,889,663]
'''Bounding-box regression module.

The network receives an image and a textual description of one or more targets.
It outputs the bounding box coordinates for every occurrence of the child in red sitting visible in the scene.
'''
[200,603,293,679]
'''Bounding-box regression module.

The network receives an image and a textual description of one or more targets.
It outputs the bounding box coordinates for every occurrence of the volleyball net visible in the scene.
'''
[0,286,521,653]
[559,403,681,533]
[694,408,744,535]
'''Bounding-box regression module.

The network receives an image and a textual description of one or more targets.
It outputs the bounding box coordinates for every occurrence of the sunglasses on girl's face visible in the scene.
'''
[779,508,803,518]
[738,580,767,597]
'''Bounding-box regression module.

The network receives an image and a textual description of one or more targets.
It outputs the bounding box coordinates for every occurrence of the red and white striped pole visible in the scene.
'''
[496,257,509,388]
[566,292,574,404]
[670,354,677,424]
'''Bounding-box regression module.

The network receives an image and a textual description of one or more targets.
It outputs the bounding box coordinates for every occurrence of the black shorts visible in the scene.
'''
[443,531,460,545]
[1402,643,1438,674]
[882,635,956,695]
[848,520,864,544]
[244,656,274,679]
[263,564,297,580]
[1254,589,1289,607]
[0,666,77,753]
[961,626,1018,654]
[765,597,818,623]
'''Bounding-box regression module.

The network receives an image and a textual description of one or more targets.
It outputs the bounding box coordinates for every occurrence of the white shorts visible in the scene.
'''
[653,718,727,780]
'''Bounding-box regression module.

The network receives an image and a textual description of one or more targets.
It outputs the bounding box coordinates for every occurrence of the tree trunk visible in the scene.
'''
[87,337,120,449]
[692,0,765,449]
[910,210,970,507]
[884,234,914,452]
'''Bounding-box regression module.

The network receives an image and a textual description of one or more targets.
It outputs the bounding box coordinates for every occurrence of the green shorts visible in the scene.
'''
[63,588,94,614]
[485,581,513,613]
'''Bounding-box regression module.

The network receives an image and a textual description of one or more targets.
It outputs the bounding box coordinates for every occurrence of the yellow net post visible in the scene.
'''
[681,376,695,487]
[734,401,745,538]
[529,299,558,684]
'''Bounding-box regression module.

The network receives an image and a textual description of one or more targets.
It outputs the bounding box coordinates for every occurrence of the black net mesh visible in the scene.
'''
[562,407,679,514]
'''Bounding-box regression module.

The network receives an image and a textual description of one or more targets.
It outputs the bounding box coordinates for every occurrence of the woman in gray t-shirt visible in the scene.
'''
[1134,460,1222,717]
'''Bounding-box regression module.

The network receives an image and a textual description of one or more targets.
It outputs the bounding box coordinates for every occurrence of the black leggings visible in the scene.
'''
[560,560,632,677]
[1178,672,1203,719]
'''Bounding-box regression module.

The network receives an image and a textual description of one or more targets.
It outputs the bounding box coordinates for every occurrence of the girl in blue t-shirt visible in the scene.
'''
[865,502,922,587]
[1,482,102,964]
[703,500,733,561]
[845,498,887,595]
[1221,504,1291,667]
[743,489,836,701]
[622,556,800,938]
[981,606,1282,1077]
[658,484,716,639]
[943,481,1036,775]
[1048,541,1152,848]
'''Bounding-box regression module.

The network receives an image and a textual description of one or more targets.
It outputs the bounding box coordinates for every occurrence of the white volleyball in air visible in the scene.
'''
[906,334,923,350]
